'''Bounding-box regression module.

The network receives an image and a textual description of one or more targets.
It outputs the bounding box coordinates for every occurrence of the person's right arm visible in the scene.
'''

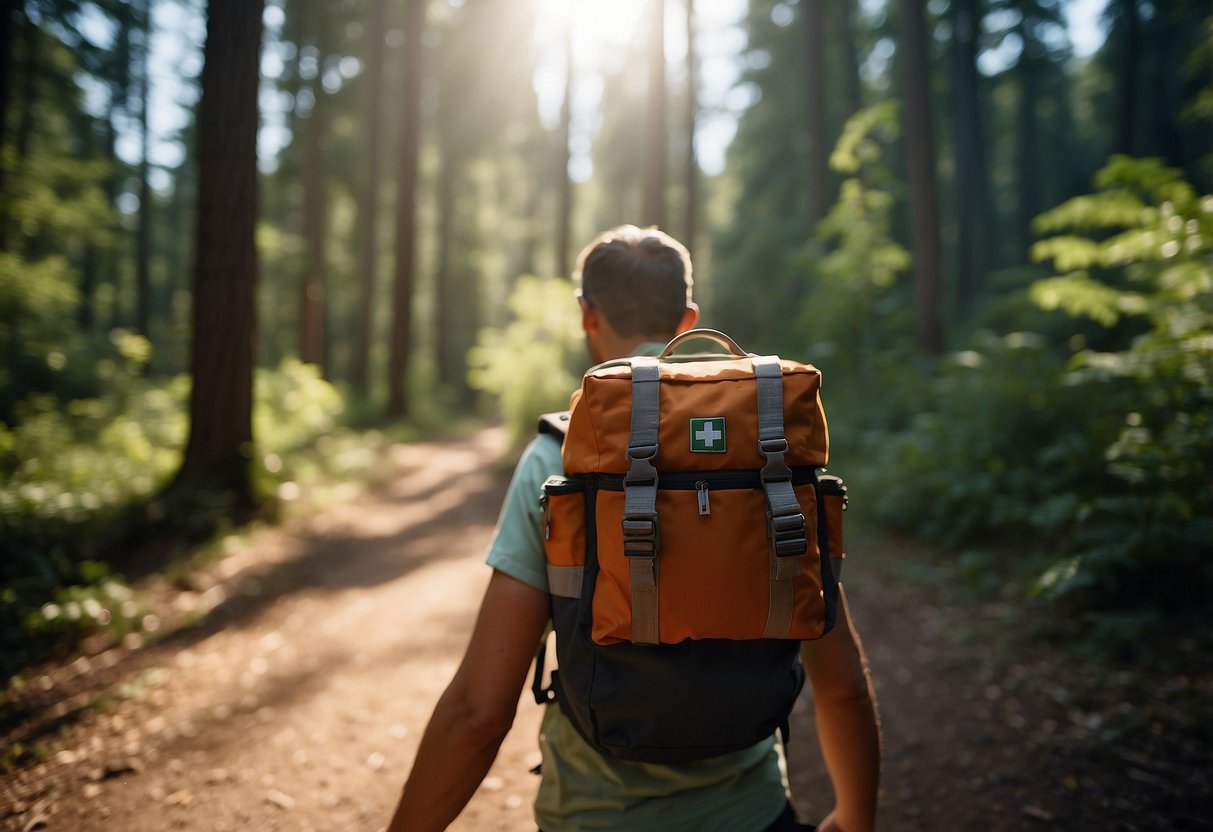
[801,585,881,832]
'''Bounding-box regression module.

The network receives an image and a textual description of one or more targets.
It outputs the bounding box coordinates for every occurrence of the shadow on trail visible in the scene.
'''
[154,443,509,645]
[2,435,511,761]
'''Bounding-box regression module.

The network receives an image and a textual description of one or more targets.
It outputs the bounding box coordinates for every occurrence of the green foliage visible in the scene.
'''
[1025,156,1213,609]
[467,276,586,447]
[24,566,145,644]
[780,102,914,455]
[0,358,347,681]
[0,253,106,418]
[838,157,1211,635]
[800,102,913,363]
[854,330,1095,547]
[0,343,183,677]
[255,358,345,458]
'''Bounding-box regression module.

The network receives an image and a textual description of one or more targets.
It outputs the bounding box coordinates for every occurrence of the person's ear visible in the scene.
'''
[580,295,599,333]
[675,303,700,334]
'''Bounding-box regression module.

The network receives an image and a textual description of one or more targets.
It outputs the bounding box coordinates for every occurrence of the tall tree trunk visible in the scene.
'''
[433,152,456,387]
[3,4,35,254]
[0,0,19,249]
[555,13,572,278]
[684,0,697,258]
[949,0,991,307]
[1149,4,1182,167]
[899,0,944,354]
[386,0,424,417]
[80,111,100,329]
[643,0,666,228]
[1016,21,1040,256]
[352,0,386,396]
[1115,0,1139,156]
[106,9,134,330]
[135,0,153,340]
[298,0,328,370]
[803,0,828,230]
[835,0,863,120]
[163,163,190,370]
[170,0,264,507]
[12,5,32,164]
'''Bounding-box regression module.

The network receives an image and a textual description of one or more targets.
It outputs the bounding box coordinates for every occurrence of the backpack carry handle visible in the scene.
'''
[660,328,749,359]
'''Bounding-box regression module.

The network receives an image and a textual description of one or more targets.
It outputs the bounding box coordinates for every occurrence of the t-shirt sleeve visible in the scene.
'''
[485,433,563,592]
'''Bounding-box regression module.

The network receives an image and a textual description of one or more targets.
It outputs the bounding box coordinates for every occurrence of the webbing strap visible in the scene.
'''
[623,357,661,645]
[546,564,584,599]
[753,356,806,639]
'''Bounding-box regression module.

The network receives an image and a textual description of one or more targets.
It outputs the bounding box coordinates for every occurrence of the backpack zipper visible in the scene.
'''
[542,470,820,531]
[594,469,817,491]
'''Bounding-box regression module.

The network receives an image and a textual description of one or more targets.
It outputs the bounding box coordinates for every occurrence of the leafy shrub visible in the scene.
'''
[832,157,1212,630]
[1027,156,1213,609]
[468,276,587,447]
[1,356,347,680]
[791,101,914,371]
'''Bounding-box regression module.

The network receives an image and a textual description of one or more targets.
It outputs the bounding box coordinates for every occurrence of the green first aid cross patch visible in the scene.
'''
[689,417,726,453]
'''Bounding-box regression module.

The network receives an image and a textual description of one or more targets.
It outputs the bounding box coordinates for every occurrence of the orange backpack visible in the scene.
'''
[534,329,847,762]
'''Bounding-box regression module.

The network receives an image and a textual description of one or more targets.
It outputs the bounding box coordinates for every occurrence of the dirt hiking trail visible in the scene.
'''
[3,428,1209,831]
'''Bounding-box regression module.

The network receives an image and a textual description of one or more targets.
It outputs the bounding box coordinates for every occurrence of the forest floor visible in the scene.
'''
[1,427,1211,832]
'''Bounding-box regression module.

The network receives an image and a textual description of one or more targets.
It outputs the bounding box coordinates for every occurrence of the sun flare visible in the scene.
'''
[539,0,651,72]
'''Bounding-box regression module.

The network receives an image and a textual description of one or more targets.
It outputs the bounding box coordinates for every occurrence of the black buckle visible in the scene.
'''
[759,438,789,455]
[767,511,807,557]
[622,515,660,557]
[759,438,792,482]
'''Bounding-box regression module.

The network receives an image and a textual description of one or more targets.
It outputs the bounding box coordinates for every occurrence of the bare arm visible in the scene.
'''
[387,569,550,832]
[801,585,881,832]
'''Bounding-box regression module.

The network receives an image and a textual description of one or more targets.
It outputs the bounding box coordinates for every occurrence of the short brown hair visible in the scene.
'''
[574,225,694,339]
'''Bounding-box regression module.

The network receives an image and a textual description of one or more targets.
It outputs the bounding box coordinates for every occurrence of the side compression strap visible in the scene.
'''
[622,357,661,645]
[753,356,807,639]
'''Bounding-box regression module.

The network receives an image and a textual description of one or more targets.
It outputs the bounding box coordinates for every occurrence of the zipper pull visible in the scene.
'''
[696,480,711,516]
[540,493,551,539]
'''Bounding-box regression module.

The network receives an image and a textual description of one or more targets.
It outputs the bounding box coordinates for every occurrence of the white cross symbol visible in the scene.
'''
[696,421,722,448]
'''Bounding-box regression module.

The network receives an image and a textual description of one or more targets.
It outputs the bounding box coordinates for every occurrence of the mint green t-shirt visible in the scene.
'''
[484,356,791,831]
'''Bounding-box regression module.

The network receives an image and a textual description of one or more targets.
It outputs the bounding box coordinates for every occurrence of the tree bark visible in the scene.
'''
[298,0,328,370]
[135,0,153,341]
[803,0,828,230]
[949,0,991,307]
[170,0,264,506]
[1015,17,1040,255]
[684,0,697,258]
[1114,0,1139,156]
[835,0,863,120]
[105,7,134,330]
[0,0,19,248]
[352,0,386,396]
[386,0,424,417]
[643,0,666,229]
[433,151,455,387]
[555,12,573,278]
[899,0,944,354]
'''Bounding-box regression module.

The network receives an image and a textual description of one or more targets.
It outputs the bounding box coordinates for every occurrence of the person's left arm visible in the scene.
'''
[386,569,550,832]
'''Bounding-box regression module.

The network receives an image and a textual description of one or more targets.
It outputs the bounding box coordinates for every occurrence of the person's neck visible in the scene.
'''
[600,334,665,362]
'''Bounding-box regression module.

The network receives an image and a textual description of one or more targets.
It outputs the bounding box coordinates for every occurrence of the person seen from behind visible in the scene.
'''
[386,225,881,832]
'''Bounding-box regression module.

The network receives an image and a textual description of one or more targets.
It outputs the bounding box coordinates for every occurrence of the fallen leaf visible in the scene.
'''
[1023,805,1054,822]
[266,789,295,810]
[164,789,193,807]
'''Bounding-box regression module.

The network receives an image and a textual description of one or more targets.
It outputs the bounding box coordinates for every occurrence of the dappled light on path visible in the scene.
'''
[4,428,1208,831]
[2,428,545,831]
